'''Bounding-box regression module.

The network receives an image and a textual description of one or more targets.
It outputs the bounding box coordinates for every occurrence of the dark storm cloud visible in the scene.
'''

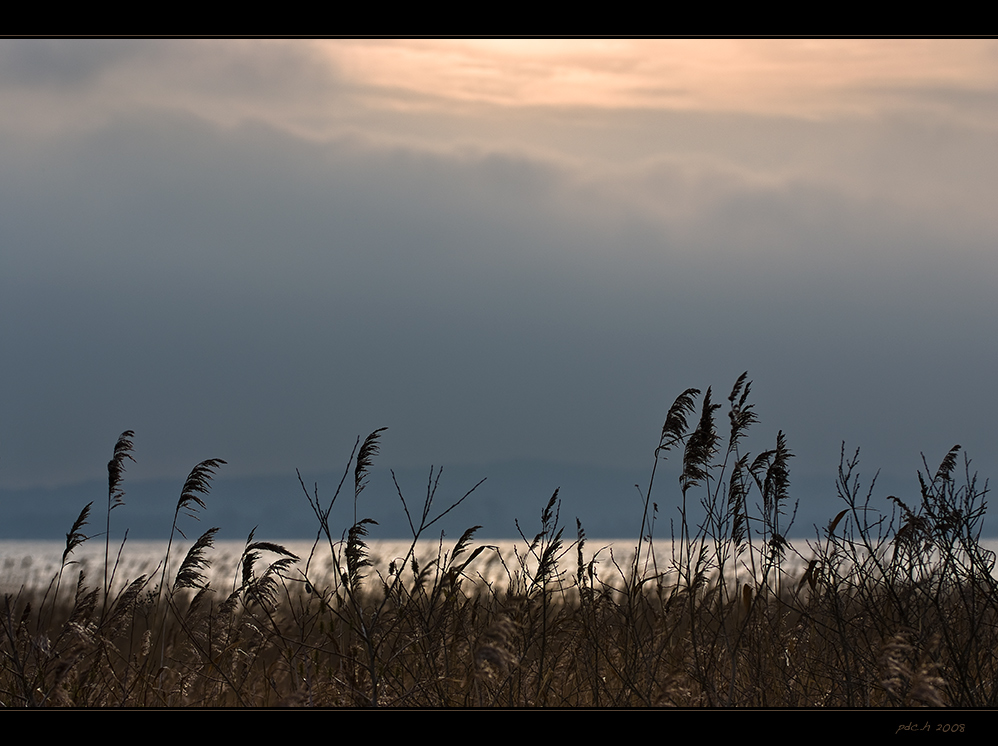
[0,114,672,486]
[0,40,356,143]
[2,40,997,522]
[2,104,996,497]
[0,39,147,89]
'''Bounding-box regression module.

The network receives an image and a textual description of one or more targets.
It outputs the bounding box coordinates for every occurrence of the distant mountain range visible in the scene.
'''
[0,460,935,541]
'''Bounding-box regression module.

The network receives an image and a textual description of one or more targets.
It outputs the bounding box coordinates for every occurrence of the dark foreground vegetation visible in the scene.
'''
[3,374,997,707]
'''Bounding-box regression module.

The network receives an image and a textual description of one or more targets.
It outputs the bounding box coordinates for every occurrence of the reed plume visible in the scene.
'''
[160,458,226,604]
[103,431,135,612]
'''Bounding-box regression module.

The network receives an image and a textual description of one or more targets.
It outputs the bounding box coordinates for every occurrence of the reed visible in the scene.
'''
[2,373,996,706]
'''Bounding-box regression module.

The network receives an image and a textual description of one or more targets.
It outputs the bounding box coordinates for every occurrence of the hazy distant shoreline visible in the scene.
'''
[0,461,944,541]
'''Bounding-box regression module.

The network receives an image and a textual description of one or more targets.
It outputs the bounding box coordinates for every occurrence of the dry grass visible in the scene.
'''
[3,374,997,707]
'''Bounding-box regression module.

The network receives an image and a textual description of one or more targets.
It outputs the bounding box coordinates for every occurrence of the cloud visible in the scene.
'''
[2,40,997,503]
[2,104,996,489]
[312,39,998,119]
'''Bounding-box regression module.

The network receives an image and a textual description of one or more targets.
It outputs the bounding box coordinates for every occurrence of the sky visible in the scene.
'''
[2,39,998,512]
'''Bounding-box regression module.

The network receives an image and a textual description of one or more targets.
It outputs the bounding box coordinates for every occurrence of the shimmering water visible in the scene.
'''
[3,538,998,597]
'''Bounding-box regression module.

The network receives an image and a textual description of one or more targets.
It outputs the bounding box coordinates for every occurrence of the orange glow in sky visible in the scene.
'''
[319,39,998,118]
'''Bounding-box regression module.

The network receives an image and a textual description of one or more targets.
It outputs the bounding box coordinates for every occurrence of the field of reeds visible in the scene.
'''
[3,373,997,707]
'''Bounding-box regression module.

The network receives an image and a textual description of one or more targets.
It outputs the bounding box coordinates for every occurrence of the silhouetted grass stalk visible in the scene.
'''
[3,374,997,706]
